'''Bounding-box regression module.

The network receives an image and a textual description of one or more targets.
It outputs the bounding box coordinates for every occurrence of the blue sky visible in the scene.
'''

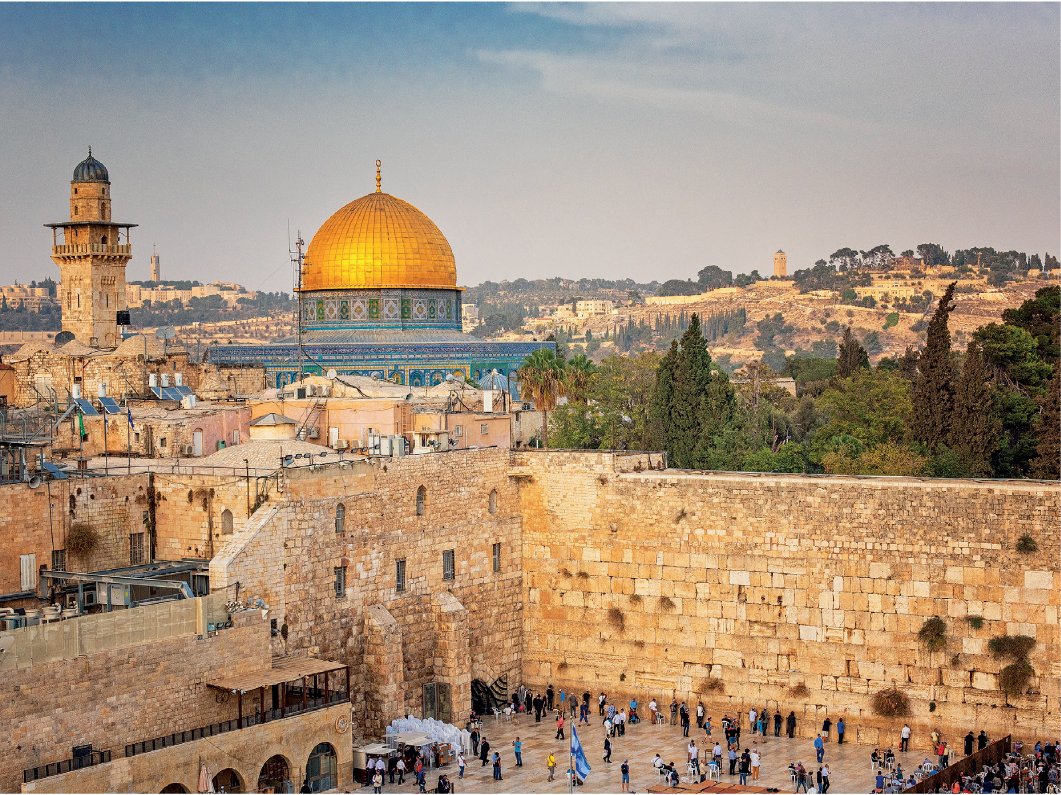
[1,3,1057,293]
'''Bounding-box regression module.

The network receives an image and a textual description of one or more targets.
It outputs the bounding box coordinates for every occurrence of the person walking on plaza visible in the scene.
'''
[713,741,722,769]
[556,712,565,740]
[371,770,383,794]
[649,698,658,723]
[728,745,738,776]
[696,701,705,729]
[774,709,782,737]
[470,726,480,757]
[599,692,607,716]
[480,738,490,767]
[787,711,797,739]
[620,759,630,792]
[901,724,911,752]
[492,752,502,781]
[455,753,464,780]
[749,708,757,738]
[681,702,690,737]
[513,737,523,767]
[671,698,679,725]
[617,709,626,736]
[821,763,831,793]
[547,684,554,711]
[751,747,761,780]
[547,752,556,781]
[815,767,823,793]
[836,718,845,745]
[815,733,825,764]
[964,731,975,756]
[688,740,700,774]
[579,700,589,724]
[604,736,612,763]
[977,730,988,751]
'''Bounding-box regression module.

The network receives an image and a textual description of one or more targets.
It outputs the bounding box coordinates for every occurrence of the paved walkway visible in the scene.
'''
[356,711,902,794]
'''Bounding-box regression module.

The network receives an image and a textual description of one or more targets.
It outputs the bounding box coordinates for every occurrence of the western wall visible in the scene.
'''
[516,451,1060,747]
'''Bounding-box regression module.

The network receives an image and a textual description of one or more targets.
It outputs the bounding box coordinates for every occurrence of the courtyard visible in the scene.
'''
[356,709,899,794]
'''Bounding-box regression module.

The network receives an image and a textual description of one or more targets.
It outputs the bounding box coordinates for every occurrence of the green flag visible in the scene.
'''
[78,411,86,441]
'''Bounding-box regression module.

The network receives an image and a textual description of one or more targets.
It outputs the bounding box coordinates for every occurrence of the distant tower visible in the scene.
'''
[773,250,787,278]
[46,150,137,347]
[150,248,161,282]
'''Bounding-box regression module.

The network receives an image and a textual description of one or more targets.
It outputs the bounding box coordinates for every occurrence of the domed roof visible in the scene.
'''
[72,148,109,184]
[301,189,457,291]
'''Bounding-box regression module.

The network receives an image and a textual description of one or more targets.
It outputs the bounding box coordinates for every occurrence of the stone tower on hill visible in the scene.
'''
[46,149,136,347]
[773,249,787,277]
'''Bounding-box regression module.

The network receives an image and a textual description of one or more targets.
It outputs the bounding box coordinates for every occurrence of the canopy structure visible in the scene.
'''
[207,656,345,693]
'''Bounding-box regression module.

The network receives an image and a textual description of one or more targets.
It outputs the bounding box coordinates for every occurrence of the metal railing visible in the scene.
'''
[125,691,347,758]
[51,244,132,256]
[24,750,110,784]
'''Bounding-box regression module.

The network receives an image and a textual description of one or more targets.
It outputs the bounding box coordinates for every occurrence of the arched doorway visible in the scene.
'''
[258,756,290,793]
[160,785,188,794]
[305,742,338,792]
[212,768,243,793]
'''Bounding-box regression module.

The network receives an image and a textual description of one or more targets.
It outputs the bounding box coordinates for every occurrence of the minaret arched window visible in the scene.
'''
[335,503,345,534]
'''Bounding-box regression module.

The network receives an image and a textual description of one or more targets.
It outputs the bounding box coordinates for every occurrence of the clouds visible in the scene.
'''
[0,4,1056,293]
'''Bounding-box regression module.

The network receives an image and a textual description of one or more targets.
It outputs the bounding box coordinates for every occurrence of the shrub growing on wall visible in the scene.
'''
[66,523,98,556]
[918,617,947,653]
[871,686,910,717]
[607,607,625,631]
[788,683,810,698]
[998,660,1034,698]
[989,635,1036,660]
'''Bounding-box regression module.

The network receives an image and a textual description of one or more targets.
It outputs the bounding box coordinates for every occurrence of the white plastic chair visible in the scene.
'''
[708,763,721,781]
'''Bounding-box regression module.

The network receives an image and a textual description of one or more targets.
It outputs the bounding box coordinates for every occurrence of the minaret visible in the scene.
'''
[773,250,787,278]
[46,149,137,347]
[150,247,161,282]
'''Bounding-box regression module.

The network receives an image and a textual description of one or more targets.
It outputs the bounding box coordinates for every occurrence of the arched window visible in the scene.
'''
[305,743,338,792]
[211,769,243,793]
[416,486,426,516]
[258,756,290,794]
[335,503,345,534]
[488,489,497,514]
[221,509,233,535]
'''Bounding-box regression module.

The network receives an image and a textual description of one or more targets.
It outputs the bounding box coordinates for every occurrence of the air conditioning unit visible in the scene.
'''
[306,426,320,439]
[335,439,349,450]
[181,444,194,456]
[320,386,331,397]
[83,590,97,607]
[65,594,78,609]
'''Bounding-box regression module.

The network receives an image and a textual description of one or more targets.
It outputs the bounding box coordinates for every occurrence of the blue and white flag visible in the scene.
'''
[127,408,135,430]
[571,725,591,781]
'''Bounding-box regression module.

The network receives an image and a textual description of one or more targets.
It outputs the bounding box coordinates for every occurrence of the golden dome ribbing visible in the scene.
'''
[301,192,458,291]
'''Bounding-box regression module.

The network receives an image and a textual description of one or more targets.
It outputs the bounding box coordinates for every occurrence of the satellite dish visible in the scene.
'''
[28,476,42,489]
[55,331,75,346]
[155,326,176,340]
[326,369,337,380]
[445,373,455,382]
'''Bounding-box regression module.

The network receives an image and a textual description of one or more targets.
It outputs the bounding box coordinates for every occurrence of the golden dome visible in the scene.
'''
[301,191,458,291]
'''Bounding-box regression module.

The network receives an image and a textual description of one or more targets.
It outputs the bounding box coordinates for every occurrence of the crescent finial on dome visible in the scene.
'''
[376,160,382,193]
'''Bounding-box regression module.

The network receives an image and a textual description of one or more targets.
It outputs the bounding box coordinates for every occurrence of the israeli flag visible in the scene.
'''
[571,725,591,781]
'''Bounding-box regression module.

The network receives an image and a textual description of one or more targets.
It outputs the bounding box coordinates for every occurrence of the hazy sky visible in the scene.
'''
[1,3,1057,294]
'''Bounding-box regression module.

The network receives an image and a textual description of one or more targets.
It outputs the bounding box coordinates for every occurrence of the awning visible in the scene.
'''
[207,657,346,692]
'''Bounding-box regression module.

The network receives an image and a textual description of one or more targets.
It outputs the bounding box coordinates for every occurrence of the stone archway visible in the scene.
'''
[160,785,188,794]
[258,755,291,793]
[305,742,338,792]
[212,768,243,793]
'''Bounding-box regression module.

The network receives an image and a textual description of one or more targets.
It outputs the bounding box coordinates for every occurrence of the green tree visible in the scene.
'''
[1030,366,1060,479]
[810,368,913,465]
[947,342,1001,476]
[564,354,598,404]
[907,282,957,450]
[517,348,566,449]
[836,326,869,378]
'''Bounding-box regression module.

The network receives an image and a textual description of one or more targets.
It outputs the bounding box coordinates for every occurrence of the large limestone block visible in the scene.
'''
[1025,570,1054,589]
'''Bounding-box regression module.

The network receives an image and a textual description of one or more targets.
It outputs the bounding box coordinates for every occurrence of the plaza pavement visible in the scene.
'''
[355,710,908,794]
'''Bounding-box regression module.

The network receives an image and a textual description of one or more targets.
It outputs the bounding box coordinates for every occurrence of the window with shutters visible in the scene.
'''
[52,549,66,572]
[335,503,345,534]
[129,533,146,565]
[221,509,233,535]
[481,424,489,435]
[442,549,455,581]
[492,542,501,573]
[20,554,37,591]
[334,566,346,598]
[416,486,426,516]
[488,489,497,514]
[396,559,406,592]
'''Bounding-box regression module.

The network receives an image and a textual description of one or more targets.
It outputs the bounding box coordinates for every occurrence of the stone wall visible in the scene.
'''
[0,474,150,598]
[153,472,258,561]
[1,610,269,793]
[515,451,1061,749]
[210,449,525,739]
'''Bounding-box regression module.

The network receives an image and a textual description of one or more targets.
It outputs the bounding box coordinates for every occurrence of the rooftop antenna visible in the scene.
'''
[290,227,306,384]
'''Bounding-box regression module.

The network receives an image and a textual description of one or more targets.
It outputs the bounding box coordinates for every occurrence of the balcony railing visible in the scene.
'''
[51,244,132,256]
[125,690,347,758]
[24,750,111,784]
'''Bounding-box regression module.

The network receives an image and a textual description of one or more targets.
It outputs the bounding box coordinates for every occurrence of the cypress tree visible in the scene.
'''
[1030,365,1060,479]
[649,340,678,458]
[669,316,713,467]
[908,281,958,450]
[949,341,1001,475]
[836,326,869,378]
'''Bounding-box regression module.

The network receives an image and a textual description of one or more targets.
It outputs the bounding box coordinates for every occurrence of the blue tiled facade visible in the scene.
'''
[299,287,464,332]
[209,337,554,389]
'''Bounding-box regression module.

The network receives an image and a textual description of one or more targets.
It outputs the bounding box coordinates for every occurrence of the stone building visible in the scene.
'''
[773,249,787,277]
[46,150,135,348]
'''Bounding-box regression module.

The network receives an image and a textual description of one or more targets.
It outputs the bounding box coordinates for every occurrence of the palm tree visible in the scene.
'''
[518,348,566,448]
[565,354,598,404]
